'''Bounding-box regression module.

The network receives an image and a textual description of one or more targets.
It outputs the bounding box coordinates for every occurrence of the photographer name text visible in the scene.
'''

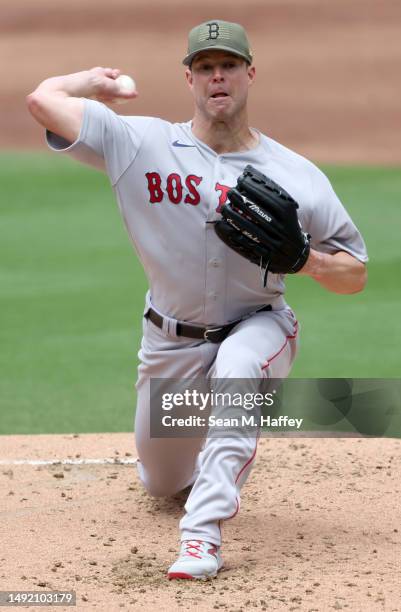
[161,415,303,429]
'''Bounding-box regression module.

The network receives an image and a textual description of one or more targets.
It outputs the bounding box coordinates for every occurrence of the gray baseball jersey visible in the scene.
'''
[46,100,368,546]
[47,99,368,326]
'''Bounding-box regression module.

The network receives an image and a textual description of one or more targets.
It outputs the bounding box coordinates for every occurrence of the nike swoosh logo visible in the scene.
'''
[172,140,197,148]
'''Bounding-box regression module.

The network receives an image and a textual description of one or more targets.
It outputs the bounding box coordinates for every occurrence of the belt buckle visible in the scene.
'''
[203,326,224,343]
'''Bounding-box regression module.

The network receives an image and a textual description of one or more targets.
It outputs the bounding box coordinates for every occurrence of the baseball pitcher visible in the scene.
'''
[27,20,368,580]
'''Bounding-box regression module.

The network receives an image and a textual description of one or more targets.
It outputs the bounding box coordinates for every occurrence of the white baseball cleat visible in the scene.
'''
[167,539,223,580]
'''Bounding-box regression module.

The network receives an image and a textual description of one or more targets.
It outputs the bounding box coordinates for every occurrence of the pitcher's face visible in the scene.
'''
[186,51,255,121]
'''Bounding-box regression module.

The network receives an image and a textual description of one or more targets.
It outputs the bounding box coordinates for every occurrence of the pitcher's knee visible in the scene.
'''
[138,475,181,497]
[137,463,190,498]
[144,481,178,498]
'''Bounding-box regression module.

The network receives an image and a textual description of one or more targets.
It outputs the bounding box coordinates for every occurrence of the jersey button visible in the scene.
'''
[210,258,220,267]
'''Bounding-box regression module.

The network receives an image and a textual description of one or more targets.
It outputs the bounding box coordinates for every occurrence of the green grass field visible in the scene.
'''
[1,153,400,434]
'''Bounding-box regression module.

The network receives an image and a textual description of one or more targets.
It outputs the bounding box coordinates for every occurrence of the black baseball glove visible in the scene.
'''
[214,165,311,285]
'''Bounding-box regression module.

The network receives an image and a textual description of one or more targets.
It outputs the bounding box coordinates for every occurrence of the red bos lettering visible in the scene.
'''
[145,172,202,206]
[185,175,202,205]
[145,172,163,203]
[166,173,183,204]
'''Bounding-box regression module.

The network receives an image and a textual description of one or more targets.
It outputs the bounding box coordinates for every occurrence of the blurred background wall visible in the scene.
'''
[1,0,400,163]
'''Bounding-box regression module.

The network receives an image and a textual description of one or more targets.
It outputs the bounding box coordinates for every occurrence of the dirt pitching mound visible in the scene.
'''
[1,433,400,611]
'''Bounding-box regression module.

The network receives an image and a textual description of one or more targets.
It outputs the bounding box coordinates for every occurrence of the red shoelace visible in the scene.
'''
[184,540,217,559]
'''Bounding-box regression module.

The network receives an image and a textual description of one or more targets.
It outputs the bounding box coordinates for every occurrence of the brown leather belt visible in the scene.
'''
[145,304,272,344]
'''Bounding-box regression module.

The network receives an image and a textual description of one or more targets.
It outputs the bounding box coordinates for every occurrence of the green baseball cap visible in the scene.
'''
[183,20,253,66]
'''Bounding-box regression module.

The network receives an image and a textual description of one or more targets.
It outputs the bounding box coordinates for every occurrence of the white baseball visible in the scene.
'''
[114,74,137,104]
